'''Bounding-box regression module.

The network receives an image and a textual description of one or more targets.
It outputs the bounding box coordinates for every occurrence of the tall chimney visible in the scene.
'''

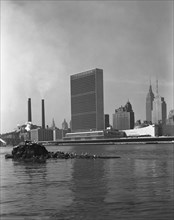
[28,98,32,122]
[42,99,45,129]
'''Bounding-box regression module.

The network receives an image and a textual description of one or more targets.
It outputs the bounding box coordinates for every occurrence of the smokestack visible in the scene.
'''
[42,99,45,129]
[28,98,32,122]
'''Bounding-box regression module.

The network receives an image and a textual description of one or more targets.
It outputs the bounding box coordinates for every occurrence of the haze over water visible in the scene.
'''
[1,144,174,220]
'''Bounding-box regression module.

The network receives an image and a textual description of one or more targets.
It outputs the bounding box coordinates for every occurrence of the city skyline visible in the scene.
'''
[1,1,173,133]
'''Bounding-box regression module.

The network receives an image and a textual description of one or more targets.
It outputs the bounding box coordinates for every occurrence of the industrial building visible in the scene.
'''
[30,128,53,142]
[70,68,104,132]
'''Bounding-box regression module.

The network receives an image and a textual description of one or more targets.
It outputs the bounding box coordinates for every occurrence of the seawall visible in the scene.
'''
[38,136,174,146]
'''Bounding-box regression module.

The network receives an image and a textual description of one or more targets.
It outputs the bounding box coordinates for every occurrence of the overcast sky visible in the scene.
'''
[1,0,173,133]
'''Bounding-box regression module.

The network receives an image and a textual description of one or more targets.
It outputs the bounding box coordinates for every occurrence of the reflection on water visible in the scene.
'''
[0,144,174,219]
[69,159,108,218]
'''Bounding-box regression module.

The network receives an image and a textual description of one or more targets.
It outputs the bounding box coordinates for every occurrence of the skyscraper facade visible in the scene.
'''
[104,114,110,129]
[146,83,154,122]
[163,109,174,136]
[113,101,135,130]
[152,80,167,125]
[71,68,104,132]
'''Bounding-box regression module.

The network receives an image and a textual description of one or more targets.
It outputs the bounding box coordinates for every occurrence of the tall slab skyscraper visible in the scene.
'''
[70,68,104,132]
[146,83,154,122]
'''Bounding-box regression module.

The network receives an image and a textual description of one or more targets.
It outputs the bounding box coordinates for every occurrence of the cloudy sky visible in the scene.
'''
[1,0,173,133]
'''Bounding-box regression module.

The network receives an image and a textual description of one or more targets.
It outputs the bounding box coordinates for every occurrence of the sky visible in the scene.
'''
[1,0,173,133]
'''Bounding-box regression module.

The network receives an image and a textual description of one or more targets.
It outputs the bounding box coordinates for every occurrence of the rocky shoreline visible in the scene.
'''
[5,141,120,163]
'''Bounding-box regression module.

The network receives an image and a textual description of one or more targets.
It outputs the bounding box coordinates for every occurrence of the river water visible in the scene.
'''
[0,143,174,220]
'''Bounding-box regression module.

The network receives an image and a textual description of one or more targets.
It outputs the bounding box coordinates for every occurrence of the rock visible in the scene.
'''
[5,154,14,159]
[5,141,121,162]
[11,141,48,160]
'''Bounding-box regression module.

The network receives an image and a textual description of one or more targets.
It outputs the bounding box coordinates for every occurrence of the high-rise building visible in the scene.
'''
[71,68,104,132]
[104,114,110,129]
[166,110,174,125]
[146,82,154,122]
[113,101,135,130]
[152,80,167,125]
[163,109,174,136]
[62,119,68,130]
[51,118,56,130]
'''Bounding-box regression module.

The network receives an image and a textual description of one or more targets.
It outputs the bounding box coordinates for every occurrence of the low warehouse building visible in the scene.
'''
[30,128,53,142]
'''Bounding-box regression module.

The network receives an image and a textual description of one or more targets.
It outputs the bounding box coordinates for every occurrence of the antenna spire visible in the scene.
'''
[149,77,152,93]
[156,79,158,95]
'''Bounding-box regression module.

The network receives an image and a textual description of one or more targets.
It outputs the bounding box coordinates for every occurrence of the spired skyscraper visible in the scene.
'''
[146,82,154,122]
[70,68,104,132]
[152,80,167,125]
